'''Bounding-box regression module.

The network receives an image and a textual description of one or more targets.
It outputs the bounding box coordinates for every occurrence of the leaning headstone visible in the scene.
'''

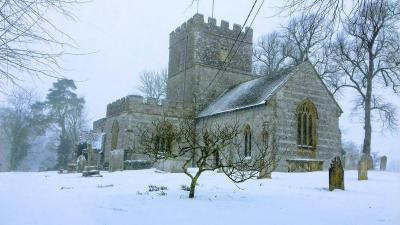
[329,156,344,191]
[380,156,387,171]
[358,154,368,180]
[109,149,124,172]
[77,155,87,173]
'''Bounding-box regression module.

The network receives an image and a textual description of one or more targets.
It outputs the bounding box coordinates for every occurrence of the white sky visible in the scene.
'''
[5,0,400,160]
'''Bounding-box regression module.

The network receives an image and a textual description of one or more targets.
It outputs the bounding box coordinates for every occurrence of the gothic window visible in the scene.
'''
[244,125,252,157]
[296,100,318,149]
[111,121,120,150]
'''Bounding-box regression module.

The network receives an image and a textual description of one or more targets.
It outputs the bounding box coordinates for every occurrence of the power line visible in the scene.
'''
[203,0,263,92]
[226,0,265,74]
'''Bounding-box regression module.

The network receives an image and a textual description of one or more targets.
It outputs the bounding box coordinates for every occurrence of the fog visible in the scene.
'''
[2,0,400,161]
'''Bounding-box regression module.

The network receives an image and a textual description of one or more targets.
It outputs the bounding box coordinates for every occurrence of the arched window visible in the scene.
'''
[111,121,120,150]
[244,125,252,157]
[296,100,318,149]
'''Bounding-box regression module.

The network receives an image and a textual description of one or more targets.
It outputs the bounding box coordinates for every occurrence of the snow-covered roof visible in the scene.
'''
[198,67,296,118]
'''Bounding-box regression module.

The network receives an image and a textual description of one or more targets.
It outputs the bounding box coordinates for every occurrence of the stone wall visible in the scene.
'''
[196,63,342,172]
[167,64,253,109]
[99,95,190,164]
[196,103,276,167]
[167,14,254,107]
[168,14,252,77]
[273,63,342,170]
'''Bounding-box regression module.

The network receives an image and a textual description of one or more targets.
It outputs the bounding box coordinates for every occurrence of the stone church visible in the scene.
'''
[93,14,343,172]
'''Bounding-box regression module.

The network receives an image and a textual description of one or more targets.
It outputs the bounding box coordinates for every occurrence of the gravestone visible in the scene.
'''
[76,155,87,173]
[82,165,100,177]
[67,163,77,173]
[380,156,387,171]
[358,154,368,180]
[109,149,124,172]
[329,156,344,191]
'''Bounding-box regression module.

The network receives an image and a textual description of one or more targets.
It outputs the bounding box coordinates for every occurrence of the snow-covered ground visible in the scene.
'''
[0,169,399,225]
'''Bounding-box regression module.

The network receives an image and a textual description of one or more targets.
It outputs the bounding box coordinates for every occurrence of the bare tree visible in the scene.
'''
[135,116,279,198]
[138,69,167,101]
[330,0,400,170]
[0,0,81,87]
[253,32,288,76]
[282,13,331,66]
[0,89,47,170]
[254,13,333,79]
[281,0,370,21]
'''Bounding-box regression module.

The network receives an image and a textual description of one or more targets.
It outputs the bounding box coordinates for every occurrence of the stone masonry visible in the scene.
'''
[93,14,343,172]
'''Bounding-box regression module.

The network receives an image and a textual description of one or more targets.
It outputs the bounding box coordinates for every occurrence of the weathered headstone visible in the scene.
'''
[380,156,387,171]
[76,155,87,173]
[329,156,344,191]
[82,165,101,177]
[109,149,124,172]
[67,163,77,173]
[358,154,368,180]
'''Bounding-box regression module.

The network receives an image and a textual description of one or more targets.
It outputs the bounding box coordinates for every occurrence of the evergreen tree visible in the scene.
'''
[35,79,85,169]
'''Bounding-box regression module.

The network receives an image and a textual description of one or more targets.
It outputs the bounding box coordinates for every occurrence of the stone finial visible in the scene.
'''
[380,155,387,171]
[358,154,368,180]
[329,156,344,191]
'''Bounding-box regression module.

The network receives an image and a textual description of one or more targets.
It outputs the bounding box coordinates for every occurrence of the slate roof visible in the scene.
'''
[198,66,296,118]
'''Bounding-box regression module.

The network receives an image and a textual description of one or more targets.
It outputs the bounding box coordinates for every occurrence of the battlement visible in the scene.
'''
[169,14,253,44]
[106,95,185,118]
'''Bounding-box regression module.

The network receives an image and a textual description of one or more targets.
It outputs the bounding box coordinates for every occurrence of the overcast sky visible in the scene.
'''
[5,0,400,160]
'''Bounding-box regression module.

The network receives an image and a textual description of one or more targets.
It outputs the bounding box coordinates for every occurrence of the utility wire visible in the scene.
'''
[203,0,263,92]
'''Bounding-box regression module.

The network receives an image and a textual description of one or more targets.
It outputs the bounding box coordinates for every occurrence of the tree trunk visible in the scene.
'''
[363,53,374,170]
[189,172,201,198]
[363,84,372,156]
[10,144,18,171]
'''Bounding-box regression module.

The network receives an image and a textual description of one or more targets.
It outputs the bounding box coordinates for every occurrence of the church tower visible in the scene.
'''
[167,14,254,108]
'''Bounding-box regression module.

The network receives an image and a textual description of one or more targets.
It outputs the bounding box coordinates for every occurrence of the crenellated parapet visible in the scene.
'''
[106,95,186,118]
[169,14,252,45]
[168,14,253,78]
[106,95,144,117]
